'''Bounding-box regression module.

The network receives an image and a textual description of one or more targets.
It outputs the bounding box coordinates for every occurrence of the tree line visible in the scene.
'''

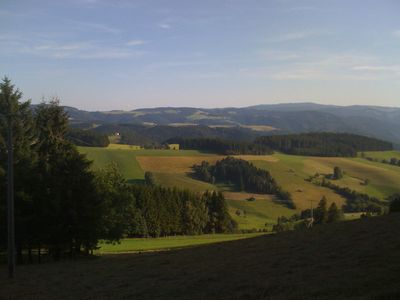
[193,157,295,209]
[66,128,110,147]
[306,173,386,214]
[255,133,393,157]
[165,137,273,155]
[273,197,343,232]
[363,155,400,168]
[0,78,236,263]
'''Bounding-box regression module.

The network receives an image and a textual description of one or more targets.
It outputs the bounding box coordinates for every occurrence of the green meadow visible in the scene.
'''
[97,233,264,254]
[78,145,400,230]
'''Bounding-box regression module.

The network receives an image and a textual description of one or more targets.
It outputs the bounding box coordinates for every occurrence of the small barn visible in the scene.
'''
[167,144,180,150]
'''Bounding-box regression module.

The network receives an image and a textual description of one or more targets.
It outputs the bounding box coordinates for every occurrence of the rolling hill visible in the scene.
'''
[78,146,400,229]
[66,103,400,146]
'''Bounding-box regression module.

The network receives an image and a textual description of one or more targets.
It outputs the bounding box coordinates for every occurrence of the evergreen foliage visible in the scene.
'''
[165,137,273,155]
[144,171,156,186]
[193,157,295,209]
[274,198,343,232]
[318,180,385,213]
[0,78,237,262]
[327,202,343,223]
[314,196,328,225]
[255,132,393,157]
[333,166,343,179]
[66,128,110,147]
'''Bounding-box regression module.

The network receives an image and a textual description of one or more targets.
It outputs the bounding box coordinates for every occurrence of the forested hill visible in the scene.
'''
[255,133,393,157]
[64,103,400,146]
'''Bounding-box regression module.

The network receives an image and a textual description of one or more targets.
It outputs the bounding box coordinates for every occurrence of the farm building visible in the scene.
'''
[167,144,180,150]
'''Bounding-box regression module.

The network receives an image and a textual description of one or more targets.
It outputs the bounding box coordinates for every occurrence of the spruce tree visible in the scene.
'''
[327,202,343,223]
[0,77,36,261]
[314,196,328,224]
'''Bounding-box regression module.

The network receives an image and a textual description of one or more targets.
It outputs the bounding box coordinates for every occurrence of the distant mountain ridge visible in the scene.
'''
[64,103,400,146]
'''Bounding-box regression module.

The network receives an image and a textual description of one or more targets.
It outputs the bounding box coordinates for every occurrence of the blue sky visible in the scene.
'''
[1,0,400,110]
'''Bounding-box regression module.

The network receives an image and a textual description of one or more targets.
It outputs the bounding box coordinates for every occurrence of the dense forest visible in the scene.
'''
[66,128,110,147]
[0,78,235,262]
[165,137,273,155]
[193,157,295,208]
[255,133,393,157]
[129,185,237,237]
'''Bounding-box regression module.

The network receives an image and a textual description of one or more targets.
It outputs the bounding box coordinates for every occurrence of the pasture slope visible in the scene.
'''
[79,145,400,229]
[2,213,400,299]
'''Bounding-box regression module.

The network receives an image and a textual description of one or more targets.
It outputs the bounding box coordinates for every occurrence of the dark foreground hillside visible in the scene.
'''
[1,215,400,300]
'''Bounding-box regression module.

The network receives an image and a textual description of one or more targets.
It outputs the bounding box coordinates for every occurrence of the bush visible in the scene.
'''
[389,194,400,213]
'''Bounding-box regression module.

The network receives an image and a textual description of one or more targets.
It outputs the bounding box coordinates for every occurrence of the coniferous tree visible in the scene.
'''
[144,171,156,186]
[95,164,136,242]
[0,77,36,261]
[33,100,103,257]
[333,166,343,179]
[314,196,328,225]
[327,202,343,223]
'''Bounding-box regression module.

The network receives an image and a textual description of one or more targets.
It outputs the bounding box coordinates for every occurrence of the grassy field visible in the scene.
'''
[78,145,400,227]
[361,150,400,160]
[97,233,264,253]
[251,155,347,210]
[224,192,294,230]
[2,214,399,299]
[78,145,217,182]
[304,156,400,199]
[79,146,145,181]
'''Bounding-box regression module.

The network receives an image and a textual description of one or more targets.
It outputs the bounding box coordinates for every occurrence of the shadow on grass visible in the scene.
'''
[127,179,146,185]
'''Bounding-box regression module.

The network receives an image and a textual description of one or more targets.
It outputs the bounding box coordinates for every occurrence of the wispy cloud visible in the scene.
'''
[159,23,172,30]
[393,30,400,38]
[68,20,121,34]
[266,30,332,43]
[258,50,300,61]
[126,39,147,46]
[3,38,144,59]
[239,53,399,81]
[352,65,400,73]
[145,61,209,70]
